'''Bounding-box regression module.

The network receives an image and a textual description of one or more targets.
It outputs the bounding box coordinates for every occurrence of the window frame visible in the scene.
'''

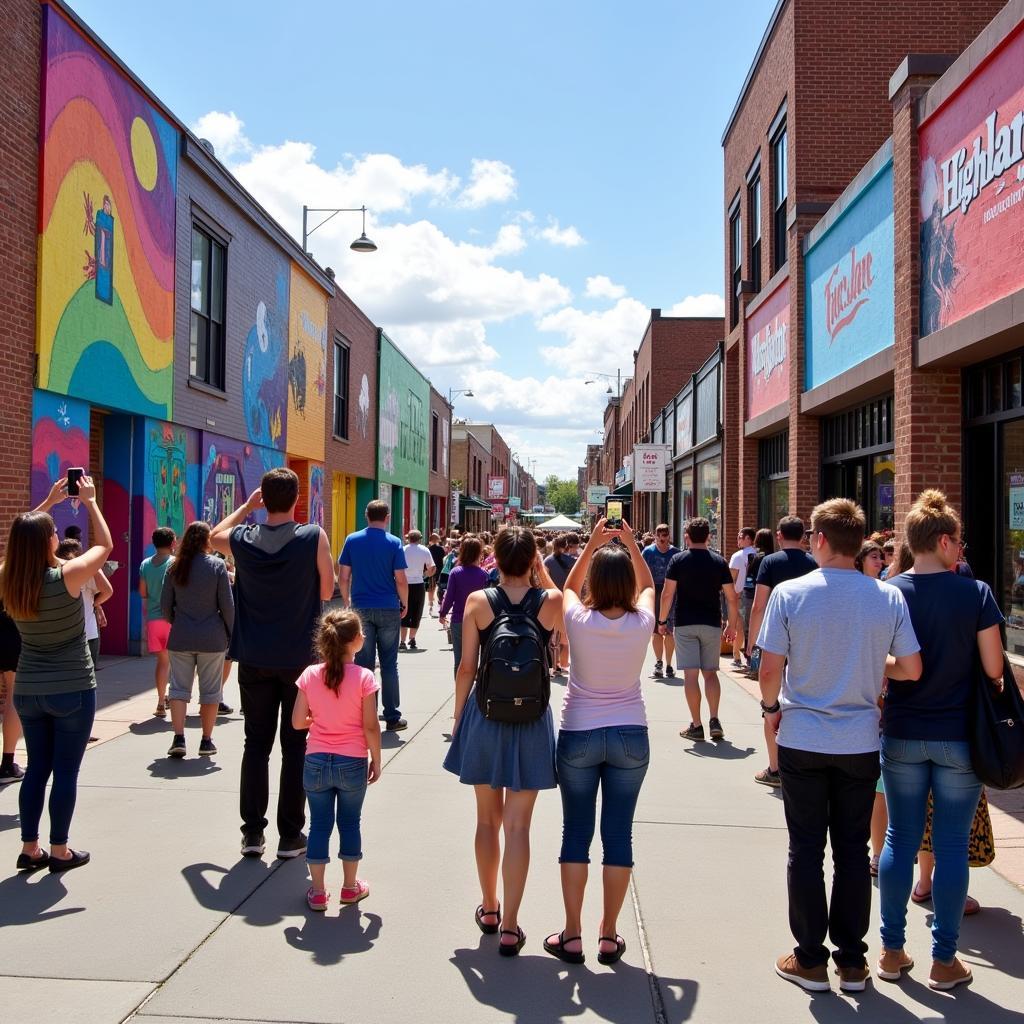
[431,411,439,473]
[189,221,227,391]
[771,121,788,275]
[332,334,350,440]
[748,173,762,295]
[729,199,742,329]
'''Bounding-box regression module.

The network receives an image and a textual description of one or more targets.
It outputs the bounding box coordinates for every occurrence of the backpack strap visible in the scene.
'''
[483,587,513,618]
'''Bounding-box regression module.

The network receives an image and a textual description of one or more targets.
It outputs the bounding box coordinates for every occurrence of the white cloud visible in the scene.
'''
[537,296,651,368]
[456,158,517,208]
[491,224,527,256]
[539,218,586,247]
[664,293,726,317]
[584,275,627,300]
[192,111,252,160]
[456,369,611,431]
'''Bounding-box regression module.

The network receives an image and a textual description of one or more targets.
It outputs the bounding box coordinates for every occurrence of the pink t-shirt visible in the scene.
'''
[560,603,653,731]
[296,662,380,757]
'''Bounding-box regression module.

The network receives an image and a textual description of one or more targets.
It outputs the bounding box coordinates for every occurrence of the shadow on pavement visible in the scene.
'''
[128,718,171,737]
[182,858,290,926]
[146,757,224,780]
[381,732,406,750]
[956,906,1024,980]
[0,810,20,835]
[93,655,157,713]
[683,741,756,761]
[450,940,698,1024]
[0,871,85,926]
[283,908,382,965]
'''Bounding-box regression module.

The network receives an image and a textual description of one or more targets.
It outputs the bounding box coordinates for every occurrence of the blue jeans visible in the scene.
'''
[451,622,463,675]
[303,752,368,864]
[14,689,96,845]
[353,607,401,724]
[557,725,649,867]
[879,736,982,962]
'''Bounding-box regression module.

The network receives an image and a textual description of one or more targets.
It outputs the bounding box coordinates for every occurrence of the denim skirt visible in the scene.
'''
[443,688,557,791]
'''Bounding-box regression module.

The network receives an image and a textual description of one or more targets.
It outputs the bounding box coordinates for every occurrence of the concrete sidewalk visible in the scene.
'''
[1,621,1023,1024]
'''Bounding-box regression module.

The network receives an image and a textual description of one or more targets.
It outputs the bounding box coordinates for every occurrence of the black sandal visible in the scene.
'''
[543,930,585,964]
[597,934,626,965]
[498,926,526,957]
[475,904,501,935]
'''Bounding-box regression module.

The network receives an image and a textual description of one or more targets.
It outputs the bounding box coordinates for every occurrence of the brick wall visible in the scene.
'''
[428,387,451,499]
[0,0,41,542]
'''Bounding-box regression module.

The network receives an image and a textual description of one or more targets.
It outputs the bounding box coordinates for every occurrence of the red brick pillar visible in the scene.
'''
[723,339,741,548]
[735,293,762,531]
[891,74,962,536]
[788,218,820,523]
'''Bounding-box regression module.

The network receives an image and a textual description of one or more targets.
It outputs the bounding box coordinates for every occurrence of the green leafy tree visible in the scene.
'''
[544,475,582,516]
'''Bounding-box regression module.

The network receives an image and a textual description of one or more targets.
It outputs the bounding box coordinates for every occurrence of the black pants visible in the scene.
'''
[401,583,426,630]
[778,745,880,969]
[238,665,307,839]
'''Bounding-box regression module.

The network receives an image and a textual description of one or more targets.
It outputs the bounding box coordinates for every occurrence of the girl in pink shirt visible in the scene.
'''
[292,609,382,912]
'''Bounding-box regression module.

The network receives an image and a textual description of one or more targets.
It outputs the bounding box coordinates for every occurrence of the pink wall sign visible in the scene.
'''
[919,22,1024,336]
[746,278,790,420]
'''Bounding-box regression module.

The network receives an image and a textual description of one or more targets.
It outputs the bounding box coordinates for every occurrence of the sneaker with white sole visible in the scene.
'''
[306,887,329,912]
[877,948,914,981]
[0,763,25,785]
[241,831,266,857]
[775,953,830,992]
[836,964,870,992]
[653,660,664,679]
[929,957,972,990]
[340,879,370,904]
[276,834,308,859]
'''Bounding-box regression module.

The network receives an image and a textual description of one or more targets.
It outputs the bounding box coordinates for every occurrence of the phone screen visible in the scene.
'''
[605,499,623,528]
[67,467,84,497]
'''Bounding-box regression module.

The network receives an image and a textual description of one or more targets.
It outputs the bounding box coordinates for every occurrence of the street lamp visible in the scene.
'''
[301,204,378,255]
[583,369,623,399]
[448,386,474,405]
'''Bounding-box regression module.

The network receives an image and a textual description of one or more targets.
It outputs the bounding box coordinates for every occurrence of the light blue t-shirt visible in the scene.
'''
[757,568,920,755]
[642,543,680,585]
[139,554,174,621]
[339,527,408,610]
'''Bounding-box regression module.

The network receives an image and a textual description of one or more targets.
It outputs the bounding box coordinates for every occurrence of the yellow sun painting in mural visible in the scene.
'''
[130,115,158,192]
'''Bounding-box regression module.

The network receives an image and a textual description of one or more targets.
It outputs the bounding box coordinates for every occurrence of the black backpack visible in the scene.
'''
[475,587,550,724]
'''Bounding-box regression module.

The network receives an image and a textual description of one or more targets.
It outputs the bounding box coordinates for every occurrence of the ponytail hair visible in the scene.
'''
[904,489,960,555]
[314,608,363,693]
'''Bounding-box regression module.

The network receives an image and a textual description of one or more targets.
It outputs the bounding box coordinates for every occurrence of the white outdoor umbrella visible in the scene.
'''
[536,514,582,531]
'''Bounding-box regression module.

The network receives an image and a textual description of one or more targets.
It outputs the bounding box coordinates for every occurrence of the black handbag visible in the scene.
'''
[970,654,1024,790]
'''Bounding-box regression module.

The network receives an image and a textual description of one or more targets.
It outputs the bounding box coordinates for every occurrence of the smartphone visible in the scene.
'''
[67,467,85,497]
[605,499,623,530]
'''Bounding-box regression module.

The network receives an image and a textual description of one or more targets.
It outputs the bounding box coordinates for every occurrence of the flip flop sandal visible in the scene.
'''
[498,927,526,957]
[597,935,626,965]
[911,884,932,905]
[963,896,981,916]
[475,904,502,935]
[543,930,585,965]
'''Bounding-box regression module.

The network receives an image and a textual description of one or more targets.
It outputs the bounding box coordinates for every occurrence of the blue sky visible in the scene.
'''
[71,0,775,480]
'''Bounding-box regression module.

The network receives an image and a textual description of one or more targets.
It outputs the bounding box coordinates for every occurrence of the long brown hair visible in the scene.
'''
[169,521,211,588]
[314,608,363,693]
[493,526,536,578]
[584,545,638,613]
[1,512,56,620]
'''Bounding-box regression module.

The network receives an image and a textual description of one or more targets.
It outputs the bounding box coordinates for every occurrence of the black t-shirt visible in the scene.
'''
[429,544,446,573]
[665,549,733,628]
[884,572,1003,741]
[755,548,818,590]
[743,553,766,595]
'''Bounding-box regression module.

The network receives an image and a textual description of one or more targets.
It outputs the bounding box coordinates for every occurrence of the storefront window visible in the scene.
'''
[873,454,895,532]
[697,458,721,551]
[675,467,694,542]
[1003,419,1024,658]
[760,476,789,530]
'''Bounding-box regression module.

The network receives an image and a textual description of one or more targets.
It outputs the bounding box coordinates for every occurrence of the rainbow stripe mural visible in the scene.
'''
[38,8,177,420]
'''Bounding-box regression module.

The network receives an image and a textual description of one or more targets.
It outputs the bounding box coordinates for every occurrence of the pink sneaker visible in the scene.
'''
[340,879,370,905]
[306,887,329,912]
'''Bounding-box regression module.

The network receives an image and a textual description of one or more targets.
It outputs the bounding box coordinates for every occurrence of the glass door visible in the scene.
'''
[697,458,721,552]
[1002,419,1024,658]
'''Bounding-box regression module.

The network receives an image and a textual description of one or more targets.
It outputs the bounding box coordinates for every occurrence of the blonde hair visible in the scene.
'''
[904,489,960,555]
[810,498,865,557]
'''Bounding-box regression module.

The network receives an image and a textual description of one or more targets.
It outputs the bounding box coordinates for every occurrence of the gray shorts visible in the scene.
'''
[673,624,722,671]
[168,651,226,704]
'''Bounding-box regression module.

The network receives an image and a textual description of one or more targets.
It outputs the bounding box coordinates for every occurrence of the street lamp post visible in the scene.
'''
[448,386,474,406]
[302,204,378,255]
[583,369,623,399]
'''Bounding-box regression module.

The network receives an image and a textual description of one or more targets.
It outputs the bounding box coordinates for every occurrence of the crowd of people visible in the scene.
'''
[0,465,1013,995]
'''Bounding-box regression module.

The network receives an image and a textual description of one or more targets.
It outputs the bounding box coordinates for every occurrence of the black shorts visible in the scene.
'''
[402,583,426,629]
[653,584,675,633]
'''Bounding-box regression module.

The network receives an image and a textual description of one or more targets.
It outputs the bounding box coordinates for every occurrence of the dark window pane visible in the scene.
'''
[210,240,225,323]
[1009,359,1022,408]
[191,229,208,313]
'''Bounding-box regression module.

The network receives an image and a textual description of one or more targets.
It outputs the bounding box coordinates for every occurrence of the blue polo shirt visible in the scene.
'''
[340,527,408,610]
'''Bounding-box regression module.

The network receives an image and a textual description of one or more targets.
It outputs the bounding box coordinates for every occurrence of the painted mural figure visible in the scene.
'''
[358,374,370,439]
[309,465,324,528]
[244,299,286,451]
[149,424,188,537]
[82,192,114,305]
[920,157,959,336]
[288,348,307,415]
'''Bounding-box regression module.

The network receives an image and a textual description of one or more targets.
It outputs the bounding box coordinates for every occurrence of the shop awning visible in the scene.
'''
[610,482,633,498]
[459,494,491,511]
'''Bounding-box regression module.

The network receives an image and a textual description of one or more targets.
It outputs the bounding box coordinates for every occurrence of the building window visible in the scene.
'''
[333,337,350,439]
[729,206,742,328]
[190,225,226,389]
[771,124,788,275]
[431,412,439,472]
[748,175,762,294]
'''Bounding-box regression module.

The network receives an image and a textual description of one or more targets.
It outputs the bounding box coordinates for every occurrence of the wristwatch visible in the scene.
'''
[759,699,781,714]
[657,620,668,626]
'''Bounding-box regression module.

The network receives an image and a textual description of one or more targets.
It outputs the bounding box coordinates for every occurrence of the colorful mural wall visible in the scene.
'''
[309,463,325,528]
[745,279,790,420]
[30,389,91,542]
[287,265,329,461]
[243,259,290,452]
[141,420,199,542]
[38,8,177,420]
[200,432,284,526]
[378,332,430,491]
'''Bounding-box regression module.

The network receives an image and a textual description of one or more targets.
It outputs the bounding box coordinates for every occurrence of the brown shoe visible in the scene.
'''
[775,953,830,992]
[929,957,972,991]
[836,964,870,992]
[877,948,914,981]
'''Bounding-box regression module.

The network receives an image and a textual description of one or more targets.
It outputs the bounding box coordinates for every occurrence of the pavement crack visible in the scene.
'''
[629,870,668,1024]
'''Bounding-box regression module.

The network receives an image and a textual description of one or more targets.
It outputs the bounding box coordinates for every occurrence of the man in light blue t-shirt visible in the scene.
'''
[756,498,921,995]
[338,500,409,731]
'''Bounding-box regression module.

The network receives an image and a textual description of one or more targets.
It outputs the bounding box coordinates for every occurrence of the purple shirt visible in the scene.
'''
[560,603,654,731]
[439,565,490,624]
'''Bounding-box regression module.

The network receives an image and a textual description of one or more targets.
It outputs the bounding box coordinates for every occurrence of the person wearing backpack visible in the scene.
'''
[444,526,563,957]
[542,518,655,967]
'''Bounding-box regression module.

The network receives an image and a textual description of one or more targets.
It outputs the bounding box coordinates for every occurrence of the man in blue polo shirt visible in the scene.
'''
[338,499,410,731]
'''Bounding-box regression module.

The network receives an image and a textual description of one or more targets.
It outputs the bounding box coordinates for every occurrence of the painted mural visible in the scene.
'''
[142,420,199,541]
[309,463,325,528]
[358,373,371,440]
[243,263,290,452]
[38,8,177,420]
[287,265,329,461]
[31,389,90,542]
[378,332,430,491]
[745,279,790,420]
[200,432,284,526]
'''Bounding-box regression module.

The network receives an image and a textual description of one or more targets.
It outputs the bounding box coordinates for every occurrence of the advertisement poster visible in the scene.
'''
[745,279,790,419]
[450,489,459,524]
[377,333,429,491]
[490,501,505,518]
[487,475,508,500]
[586,485,610,505]
[805,162,894,389]
[919,22,1024,336]
[633,445,667,493]
[1011,486,1024,530]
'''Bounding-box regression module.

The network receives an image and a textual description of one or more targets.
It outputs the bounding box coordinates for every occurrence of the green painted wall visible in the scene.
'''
[377,333,429,492]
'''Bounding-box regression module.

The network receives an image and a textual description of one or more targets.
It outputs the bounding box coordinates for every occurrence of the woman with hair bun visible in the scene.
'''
[877,490,1005,991]
[444,525,563,956]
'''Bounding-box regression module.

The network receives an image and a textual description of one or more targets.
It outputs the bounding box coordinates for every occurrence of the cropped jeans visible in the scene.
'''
[354,607,401,724]
[557,725,650,867]
[303,752,368,864]
[15,689,96,845]
[879,735,982,963]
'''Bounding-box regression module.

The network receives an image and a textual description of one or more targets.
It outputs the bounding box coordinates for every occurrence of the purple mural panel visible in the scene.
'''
[31,389,91,541]
[200,432,284,526]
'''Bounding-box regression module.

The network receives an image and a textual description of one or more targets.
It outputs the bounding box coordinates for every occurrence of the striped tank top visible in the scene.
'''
[13,566,96,696]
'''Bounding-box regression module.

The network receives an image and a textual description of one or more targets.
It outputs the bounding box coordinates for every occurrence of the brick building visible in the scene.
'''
[601,397,621,486]
[451,423,491,532]
[721,0,1005,553]
[427,386,452,535]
